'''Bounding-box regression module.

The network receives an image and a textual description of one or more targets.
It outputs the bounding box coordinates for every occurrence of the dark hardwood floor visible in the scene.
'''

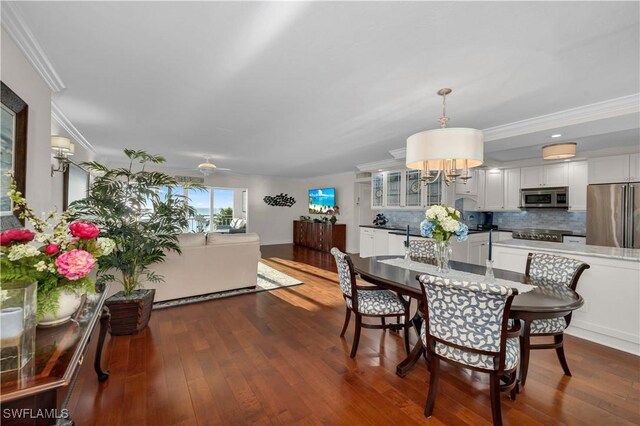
[69,244,640,425]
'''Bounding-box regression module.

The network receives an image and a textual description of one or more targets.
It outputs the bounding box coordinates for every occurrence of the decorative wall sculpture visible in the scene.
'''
[263,193,296,207]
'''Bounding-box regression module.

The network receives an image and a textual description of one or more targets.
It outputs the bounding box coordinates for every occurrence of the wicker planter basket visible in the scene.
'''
[105,289,155,335]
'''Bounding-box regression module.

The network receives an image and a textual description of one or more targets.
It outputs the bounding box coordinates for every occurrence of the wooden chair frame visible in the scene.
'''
[418,278,520,426]
[339,254,412,358]
[520,252,590,386]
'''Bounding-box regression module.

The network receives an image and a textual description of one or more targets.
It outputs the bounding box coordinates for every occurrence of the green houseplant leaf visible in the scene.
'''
[69,149,203,297]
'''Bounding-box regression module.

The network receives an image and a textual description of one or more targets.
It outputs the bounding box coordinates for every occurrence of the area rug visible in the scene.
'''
[153,262,303,310]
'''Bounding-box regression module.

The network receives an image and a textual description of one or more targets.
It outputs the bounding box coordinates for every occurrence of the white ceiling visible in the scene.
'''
[7,1,640,177]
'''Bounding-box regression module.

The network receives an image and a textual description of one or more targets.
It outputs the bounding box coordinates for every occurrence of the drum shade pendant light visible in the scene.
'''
[406,88,484,185]
[542,142,576,160]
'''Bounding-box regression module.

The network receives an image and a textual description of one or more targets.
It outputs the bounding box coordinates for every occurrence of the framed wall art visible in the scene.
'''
[1,82,29,224]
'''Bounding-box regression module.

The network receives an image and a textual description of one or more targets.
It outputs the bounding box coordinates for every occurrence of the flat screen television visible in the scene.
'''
[308,187,336,214]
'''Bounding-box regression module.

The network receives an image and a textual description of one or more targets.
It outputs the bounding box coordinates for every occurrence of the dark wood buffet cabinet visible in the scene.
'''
[293,220,346,253]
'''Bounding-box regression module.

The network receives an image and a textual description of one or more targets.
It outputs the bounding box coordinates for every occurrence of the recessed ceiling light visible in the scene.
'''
[378,169,383,172]
[551,134,562,138]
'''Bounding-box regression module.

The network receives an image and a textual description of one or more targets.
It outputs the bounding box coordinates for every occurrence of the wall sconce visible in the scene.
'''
[51,136,74,176]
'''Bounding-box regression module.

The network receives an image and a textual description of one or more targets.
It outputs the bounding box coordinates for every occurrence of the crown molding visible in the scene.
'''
[356,158,403,172]
[1,3,65,92]
[388,148,406,160]
[51,102,96,154]
[483,94,640,142]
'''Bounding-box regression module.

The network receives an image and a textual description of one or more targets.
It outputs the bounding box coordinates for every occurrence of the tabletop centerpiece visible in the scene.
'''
[0,179,114,326]
[419,204,468,273]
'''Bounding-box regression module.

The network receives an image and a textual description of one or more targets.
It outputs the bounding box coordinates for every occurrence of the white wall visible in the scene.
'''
[1,29,53,215]
[304,171,358,253]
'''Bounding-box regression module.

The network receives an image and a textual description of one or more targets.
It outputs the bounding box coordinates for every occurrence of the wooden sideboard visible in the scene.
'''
[293,221,346,253]
[1,285,111,425]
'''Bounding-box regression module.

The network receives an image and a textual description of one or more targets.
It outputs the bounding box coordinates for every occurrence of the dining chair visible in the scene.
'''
[520,252,590,386]
[418,275,520,426]
[409,239,436,260]
[330,248,411,358]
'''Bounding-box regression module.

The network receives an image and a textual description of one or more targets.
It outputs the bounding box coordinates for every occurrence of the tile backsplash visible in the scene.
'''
[492,210,586,233]
[377,208,586,233]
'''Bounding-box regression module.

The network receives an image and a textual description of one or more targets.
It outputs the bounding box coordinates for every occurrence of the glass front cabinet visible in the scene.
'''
[371,169,442,209]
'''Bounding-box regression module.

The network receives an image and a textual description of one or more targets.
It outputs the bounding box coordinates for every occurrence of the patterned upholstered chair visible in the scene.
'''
[330,248,411,358]
[418,275,520,426]
[519,252,590,387]
[409,239,436,261]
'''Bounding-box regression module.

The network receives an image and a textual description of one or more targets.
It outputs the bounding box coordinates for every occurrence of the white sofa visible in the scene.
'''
[144,232,261,302]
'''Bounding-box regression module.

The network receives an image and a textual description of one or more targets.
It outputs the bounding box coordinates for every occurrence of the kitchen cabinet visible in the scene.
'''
[455,169,479,196]
[359,228,375,257]
[521,163,568,188]
[359,227,390,257]
[483,169,504,210]
[503,168,521,210]
[371,169,440,209]
[587,154,640,184]
[630,153,640,181]
[404,170,424,208]
[372,172,384,207]
[568,161,588,211]
[385,171,402,208]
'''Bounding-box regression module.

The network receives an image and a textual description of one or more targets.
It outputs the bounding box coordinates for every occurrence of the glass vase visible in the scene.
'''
[435,240,451,273]
[0,281,37,372]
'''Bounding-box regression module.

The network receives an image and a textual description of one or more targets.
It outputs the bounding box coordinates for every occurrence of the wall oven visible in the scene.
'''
[520,187,569,208]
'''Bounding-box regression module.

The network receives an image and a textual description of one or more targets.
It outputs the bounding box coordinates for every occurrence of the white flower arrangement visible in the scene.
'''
[420,205,469,242]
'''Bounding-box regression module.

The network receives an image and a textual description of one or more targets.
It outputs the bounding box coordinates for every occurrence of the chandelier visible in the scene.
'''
[405,88,484,185]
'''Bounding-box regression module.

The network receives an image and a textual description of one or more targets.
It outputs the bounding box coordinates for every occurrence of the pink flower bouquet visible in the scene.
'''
[0,180,114,319]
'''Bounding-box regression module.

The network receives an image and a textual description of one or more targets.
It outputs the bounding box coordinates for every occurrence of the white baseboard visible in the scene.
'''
[566,324,640,356]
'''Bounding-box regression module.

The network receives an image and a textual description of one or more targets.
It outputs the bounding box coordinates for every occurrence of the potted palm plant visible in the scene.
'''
[70,149,201,335]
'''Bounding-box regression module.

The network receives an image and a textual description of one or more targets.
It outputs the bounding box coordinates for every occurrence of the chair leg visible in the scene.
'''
[554,334,572,377]
[490,373,503,426]
[518,320,531,389]
[340,307,351,337]
[424,357,440,417]
[381,317,386,326]
[403,312,411,355]
[350,314,362,358]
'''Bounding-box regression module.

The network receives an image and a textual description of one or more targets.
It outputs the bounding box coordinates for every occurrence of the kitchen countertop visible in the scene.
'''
[493,239,640,262]
[359,225,514,237]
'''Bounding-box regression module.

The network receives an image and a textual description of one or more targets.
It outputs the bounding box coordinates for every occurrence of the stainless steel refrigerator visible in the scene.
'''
[586,183,640,248]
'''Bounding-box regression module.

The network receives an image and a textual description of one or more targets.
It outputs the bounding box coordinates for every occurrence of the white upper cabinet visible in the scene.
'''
[520,164,568,188]
[544,163,569,187]
[371,172,384,208]
[404,170,423,208]
[385,171,402,208]
[588,154,632,184]
[568,161,588,211]
[455,169,478,196]
[520,166,543,188]
[371,169,438,209]
[629,153,640,182]
[503,168,521,210]
[483,169,504,210]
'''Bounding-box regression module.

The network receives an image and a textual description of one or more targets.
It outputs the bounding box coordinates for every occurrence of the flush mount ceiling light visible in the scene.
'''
[543,142,577,160]
[198,158,217,176]
[51,136,75,176]
[406,88,484,186]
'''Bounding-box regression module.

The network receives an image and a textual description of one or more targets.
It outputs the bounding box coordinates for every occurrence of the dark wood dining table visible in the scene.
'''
[349,255,584,384]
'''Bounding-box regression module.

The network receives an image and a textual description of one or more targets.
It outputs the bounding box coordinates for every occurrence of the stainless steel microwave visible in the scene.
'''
[520,187,569,208]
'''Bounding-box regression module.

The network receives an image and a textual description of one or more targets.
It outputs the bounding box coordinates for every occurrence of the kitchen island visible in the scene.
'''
[493,239,640,355]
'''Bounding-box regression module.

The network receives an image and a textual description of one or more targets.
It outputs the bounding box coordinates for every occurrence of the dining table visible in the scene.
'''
[349,255,584,386]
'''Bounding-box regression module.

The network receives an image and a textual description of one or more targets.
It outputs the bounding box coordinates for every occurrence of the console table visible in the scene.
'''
[293,220,346,253]
[1,285,111,425]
